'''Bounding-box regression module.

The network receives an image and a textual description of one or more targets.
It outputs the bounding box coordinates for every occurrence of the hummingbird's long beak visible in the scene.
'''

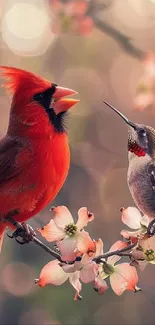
[103,101,136,129]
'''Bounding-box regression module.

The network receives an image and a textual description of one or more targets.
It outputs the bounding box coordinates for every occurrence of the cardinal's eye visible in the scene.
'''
[139,129,146,137]
[33,92,44,101]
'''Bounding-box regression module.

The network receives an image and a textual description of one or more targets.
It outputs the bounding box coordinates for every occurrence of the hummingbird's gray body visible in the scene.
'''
[103,100,155,220]
[128,153,155,218]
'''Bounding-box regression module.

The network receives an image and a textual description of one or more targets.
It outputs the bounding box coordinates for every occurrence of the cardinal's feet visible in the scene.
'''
[7,223,36,245]
[147,218,155,236]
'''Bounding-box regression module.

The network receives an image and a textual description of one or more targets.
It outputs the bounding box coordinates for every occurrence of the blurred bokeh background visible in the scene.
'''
[1,0,155,324]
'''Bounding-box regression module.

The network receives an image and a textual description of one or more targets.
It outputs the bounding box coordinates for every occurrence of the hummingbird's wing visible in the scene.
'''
[148,164,155,191]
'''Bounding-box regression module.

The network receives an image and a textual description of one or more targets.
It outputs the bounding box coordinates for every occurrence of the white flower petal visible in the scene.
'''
[69,271,82,300]
[94,276,108,295]
[121,207,142,229]
[37,219,65,242]
[140,215,150,227]
[52,206,74,228]
[57,237,77,262]
[108,241,128,265]
[76,207,94,230]
[80,261,98,283]
[121,229,142,239]
[37,260,69,287]
[76,231,95,255]
[110,263,138,295]
[95,238,104,257]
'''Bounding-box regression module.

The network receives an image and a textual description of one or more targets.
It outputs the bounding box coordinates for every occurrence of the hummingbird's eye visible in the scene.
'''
[139,129,146,137]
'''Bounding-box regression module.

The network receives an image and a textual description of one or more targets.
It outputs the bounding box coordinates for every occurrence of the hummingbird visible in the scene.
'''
[103,100,155,235]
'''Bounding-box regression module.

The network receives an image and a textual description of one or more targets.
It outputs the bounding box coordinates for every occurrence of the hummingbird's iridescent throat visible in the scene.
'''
[128,137,146,157]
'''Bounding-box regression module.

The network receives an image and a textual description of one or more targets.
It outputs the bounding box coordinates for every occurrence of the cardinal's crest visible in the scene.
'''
[0,66,51,96]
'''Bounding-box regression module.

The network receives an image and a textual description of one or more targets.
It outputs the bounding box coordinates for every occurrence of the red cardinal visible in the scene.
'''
[0,66,79,249]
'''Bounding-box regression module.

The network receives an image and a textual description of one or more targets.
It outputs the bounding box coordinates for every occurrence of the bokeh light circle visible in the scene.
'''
[2,262,35,296]
[2,1,55,56]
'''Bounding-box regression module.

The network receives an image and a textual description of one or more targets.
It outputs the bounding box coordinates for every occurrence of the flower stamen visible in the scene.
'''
[65,223,77,236]
[145,249,155,261]
[101,262,114,276]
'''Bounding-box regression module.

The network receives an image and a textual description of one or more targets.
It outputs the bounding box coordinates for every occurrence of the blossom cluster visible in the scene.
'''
[35,205,155,300]
[49,0,94,35]
[134,53,155,112]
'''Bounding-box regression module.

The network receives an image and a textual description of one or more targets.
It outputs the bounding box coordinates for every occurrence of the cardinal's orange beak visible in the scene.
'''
[52,86,79,115]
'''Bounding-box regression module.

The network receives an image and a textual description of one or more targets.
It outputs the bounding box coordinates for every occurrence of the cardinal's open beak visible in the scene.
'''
[51,86,79,115]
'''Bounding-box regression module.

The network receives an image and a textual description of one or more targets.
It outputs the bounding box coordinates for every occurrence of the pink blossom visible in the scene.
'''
[36,239,105,300]
[133,53,155,111]
[38,206,95,262]
[135,235,155,265]
[129,234,155,271]
[130,248,148,271]
[50,0,93,35]
[73,16,94,36]
[120,207,150,240]
[133,93,155,111]
[35,259,82,300]
[95,240,140,295]
[143,53,155,79]
[36,254,98,300]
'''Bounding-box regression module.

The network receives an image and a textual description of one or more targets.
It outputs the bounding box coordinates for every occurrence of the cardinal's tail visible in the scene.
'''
[0,224,6,253]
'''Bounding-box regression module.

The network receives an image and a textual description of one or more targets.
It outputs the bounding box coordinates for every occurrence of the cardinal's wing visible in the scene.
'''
[0,136,25,188]
[0,136,42,217]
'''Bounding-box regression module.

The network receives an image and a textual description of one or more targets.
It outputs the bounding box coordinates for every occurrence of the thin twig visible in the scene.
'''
[93,242,137,263]
[32,237,62,261]
[117,253,132,257]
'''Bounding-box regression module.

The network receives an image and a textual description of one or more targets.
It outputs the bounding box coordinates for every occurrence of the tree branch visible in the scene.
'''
[6,216,137,264]
[94,18,145,60]
[88,0,146,60]
[6,217,62,262]
[93,242,137,263]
